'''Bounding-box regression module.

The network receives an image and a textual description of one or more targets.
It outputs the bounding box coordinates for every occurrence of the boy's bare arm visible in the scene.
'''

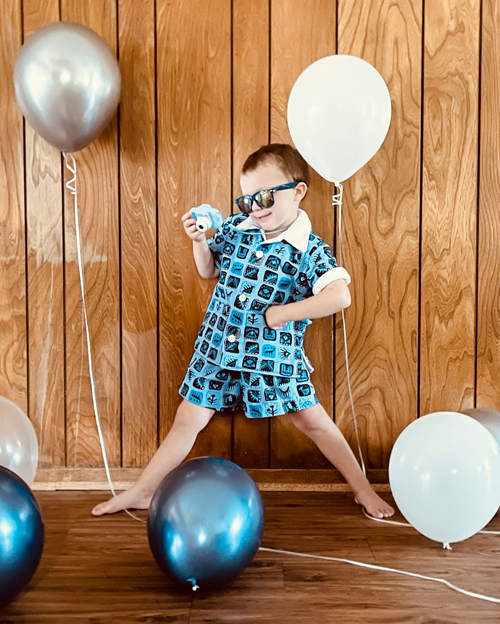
[265,279,350,329]
[192,239,220,279]
[182,210,220,279]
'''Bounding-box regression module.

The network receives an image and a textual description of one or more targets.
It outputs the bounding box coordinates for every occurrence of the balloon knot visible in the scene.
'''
[443,542,452,551]
[331,182,343,206]
[188,578,199,591]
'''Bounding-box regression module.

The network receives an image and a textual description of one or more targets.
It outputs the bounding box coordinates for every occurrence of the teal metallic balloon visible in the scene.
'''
[147,457,264,591]
[0,467,44,607]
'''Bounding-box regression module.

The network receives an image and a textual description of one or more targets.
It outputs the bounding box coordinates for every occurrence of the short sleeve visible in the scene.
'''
[206,222,227,270]
[306,241,351,295]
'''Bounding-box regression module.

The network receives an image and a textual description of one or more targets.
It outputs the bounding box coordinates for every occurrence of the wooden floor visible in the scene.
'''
[2,491,500,623]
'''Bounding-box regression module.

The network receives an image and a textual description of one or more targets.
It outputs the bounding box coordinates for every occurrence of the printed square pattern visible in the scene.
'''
[199,214,339,378]
[179,353,318,418]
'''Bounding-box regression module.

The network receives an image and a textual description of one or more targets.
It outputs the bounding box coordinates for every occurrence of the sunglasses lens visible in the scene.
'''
[256,190,274,208]
[237,197,252,213]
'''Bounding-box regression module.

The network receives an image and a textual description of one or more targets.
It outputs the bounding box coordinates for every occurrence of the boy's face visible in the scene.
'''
[238,161,307,232]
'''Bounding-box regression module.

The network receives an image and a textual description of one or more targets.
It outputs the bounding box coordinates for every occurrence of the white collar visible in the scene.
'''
[235,208,311,252]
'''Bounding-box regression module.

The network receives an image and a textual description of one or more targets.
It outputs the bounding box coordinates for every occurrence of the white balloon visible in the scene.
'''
[0,396,38,485]
[287,55,392,182]
[389,411,500,545]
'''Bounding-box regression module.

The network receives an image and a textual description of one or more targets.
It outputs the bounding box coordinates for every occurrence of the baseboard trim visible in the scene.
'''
[32,468,390,492]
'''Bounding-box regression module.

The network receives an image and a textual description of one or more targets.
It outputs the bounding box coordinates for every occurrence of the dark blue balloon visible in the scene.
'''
[147,457,264,591]
[0,466,44,607]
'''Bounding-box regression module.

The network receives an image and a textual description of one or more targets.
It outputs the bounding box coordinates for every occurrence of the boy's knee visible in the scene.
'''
[289,408,326,437]
[174,400,214,433]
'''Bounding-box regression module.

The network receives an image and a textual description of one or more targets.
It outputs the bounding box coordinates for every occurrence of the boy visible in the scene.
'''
[92,144,394,519]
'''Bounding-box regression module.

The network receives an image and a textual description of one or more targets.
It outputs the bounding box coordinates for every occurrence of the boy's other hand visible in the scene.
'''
[182,211,207,243]
[265,305,287,330]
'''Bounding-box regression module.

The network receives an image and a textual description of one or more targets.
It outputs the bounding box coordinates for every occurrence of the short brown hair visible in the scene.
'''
[241,143,311,186]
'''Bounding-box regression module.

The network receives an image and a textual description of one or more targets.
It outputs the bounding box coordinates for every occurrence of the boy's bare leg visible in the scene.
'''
[287,403,395,519]
[91,400,215,516]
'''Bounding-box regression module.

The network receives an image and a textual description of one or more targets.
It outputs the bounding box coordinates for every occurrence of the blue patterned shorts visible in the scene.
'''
[179,354,319,418]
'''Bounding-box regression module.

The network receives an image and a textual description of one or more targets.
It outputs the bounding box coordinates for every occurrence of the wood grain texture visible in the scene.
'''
[270,0,336,469]
[23,1,65,467]
[420,0,479,414]
[157,0,232,457]
[31,467,390,491]
[62,0,121,466]
[3,0,500,471]
[477,0,500,411]
[0,0,26,411]
[336,0,421,468]
[232,0,271,468]
[3,491,500,623]
[119,0,158,467]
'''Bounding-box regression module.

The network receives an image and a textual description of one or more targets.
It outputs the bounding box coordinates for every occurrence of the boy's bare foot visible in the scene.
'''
[354,489,395,519]
[91,486,153,516]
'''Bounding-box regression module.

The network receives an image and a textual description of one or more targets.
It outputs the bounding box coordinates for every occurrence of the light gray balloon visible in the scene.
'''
[462,407,500,448]
[13,22,121,153]
[0,396,38,486]
[463,408,500,515]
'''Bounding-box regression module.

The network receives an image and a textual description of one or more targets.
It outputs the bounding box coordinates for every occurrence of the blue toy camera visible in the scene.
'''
[191,204,223,232]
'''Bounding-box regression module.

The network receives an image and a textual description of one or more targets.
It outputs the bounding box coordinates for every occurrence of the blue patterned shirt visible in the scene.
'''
[193,209,351,378]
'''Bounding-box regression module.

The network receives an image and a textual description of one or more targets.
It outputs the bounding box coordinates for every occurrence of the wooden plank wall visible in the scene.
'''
[0,0,498,473]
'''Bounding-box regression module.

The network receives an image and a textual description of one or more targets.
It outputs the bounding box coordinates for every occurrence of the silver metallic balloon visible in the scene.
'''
[13,22,120,152]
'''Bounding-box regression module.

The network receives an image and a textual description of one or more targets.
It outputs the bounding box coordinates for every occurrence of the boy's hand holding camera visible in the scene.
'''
[182,211,207,243]
[182,209,220,280]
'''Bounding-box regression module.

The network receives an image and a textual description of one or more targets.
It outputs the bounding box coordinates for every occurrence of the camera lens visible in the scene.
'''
[196,216,212,232]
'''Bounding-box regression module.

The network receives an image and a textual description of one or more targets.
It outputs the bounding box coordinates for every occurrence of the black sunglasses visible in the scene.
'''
[234,181,305,214]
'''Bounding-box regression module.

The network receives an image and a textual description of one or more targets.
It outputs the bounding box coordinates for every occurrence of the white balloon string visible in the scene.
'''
[479,528,500,535]
[63,152,146,525]
[362,504,500,536]
[331,183,344,267]
[259,546,500,604]
[333,182,500,542]
[361,507,409,527]
[332,183,366,476]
